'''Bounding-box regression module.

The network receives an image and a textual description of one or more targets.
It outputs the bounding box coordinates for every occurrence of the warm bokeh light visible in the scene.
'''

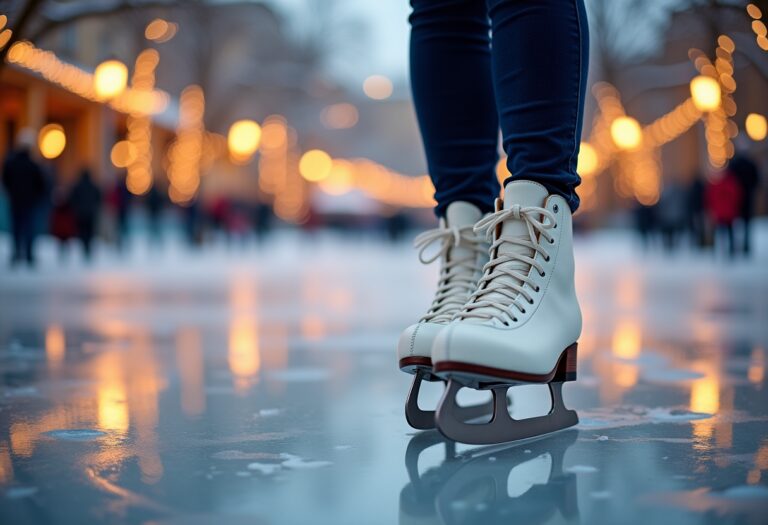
[321,103,359,129]
[38,124,66,159]
[690,75,721,112]
[228,119,262,162]
[45,325,65,371]
[717,35,735,53]
[110,140,138,168]
[299,149,333,182]
[745,113,767,141]
[362,75,393,100]
[0,28,12,49]
[167,85,205,203]
[93,59,128,99]
[610,116,643,150]
[0,14,7,30]
[319,159,354,195]
[145,18,178,42]
[748,3,762,19]
[577,142,598,177]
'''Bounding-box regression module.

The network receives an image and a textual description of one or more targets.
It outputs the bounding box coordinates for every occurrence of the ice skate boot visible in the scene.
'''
[432,181,581,444]
[397,201,494,430]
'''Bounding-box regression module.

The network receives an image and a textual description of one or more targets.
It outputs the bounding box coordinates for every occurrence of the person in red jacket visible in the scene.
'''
[705,170,742,257]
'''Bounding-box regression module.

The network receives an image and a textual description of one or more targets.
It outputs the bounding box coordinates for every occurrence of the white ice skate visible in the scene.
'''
[432,181,581,444]
[397,201,493,429]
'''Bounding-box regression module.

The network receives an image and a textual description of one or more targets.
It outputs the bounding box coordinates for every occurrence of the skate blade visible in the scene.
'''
[405,369,501,431]
[435,379,578,445]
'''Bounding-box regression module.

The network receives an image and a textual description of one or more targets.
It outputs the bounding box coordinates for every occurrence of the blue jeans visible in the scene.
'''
[409,0,589,216]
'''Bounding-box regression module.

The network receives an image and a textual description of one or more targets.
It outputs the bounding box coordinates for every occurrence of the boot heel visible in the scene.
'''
[554,343,577,382]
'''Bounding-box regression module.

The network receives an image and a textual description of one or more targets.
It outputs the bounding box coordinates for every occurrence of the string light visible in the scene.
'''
[745,113,767,141]
[38,124,66,159]
[167,85,205,204]
[747,4,768,50]
[125,49,160,196]
[7,40,168,116]
[227,120,261,164]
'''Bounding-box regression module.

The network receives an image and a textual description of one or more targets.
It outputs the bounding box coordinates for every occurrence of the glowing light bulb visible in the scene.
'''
[745,113,767,141]
[94,59,128,99]
[38,124,66,159]
[577,142,599,177]
[299,149,333,182]
[690,76,721,112]
[610,116,643,151]
[228,120,262,162]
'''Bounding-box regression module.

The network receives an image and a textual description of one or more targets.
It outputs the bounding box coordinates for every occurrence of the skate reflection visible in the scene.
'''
[400,431,578,525]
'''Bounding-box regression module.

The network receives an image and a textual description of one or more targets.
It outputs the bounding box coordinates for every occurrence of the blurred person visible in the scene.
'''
[398,0,587,442]
[69,168,102,260]
[49,186,78,260]
[705,170,742,258]
[1,129,48,267]
[145,184,165,246]
[727,151,761,255]
[687,171,708,249]
[656,179,687,253]
[107,175,131,251]
[633,203,656,251]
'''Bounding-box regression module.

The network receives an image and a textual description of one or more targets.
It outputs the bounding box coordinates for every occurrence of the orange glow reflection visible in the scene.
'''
[0,442,13,483]
[612,321,642,360]
[229,318,260,393]
[97,384,129,432]
[748,347,765,385]
[301,315,326,341]
[690,360,721,448]
[45,324,66,371]
[176,328,206,417]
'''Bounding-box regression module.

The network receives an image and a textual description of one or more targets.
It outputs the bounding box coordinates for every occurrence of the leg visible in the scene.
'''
[10,208,23,264]
[409,0,500,217]
[487,0,589,212]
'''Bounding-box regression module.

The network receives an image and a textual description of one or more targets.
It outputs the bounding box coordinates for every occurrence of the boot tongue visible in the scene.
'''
[444,201,482,263]
[465,181,548,322]
[499,181,549,242]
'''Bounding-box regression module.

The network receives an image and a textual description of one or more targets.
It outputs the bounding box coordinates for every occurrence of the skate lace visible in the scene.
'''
[457,205,557,325]
[414,225,487,324]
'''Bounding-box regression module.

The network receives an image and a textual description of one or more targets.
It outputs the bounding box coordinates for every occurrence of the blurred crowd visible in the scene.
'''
[1,131,764,268]
[634,149,761,257]
[1,130,414,268]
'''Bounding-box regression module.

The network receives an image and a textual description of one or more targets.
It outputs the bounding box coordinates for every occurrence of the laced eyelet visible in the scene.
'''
[528,298,534,304]
[520,309,526,314]
[540,271,546,277]
[534,286,540,292]
[549,238,555,244]
[544,255,550,262]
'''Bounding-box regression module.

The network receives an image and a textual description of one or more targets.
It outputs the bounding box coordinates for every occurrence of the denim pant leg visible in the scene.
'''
[487,0,589,212]
[409,0,500,217]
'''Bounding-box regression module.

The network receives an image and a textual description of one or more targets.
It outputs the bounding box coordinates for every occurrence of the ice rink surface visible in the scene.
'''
[1,225,767,524]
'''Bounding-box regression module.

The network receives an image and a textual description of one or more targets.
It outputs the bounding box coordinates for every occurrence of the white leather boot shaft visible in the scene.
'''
[397,202,489,364]
[432,181,581,376]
